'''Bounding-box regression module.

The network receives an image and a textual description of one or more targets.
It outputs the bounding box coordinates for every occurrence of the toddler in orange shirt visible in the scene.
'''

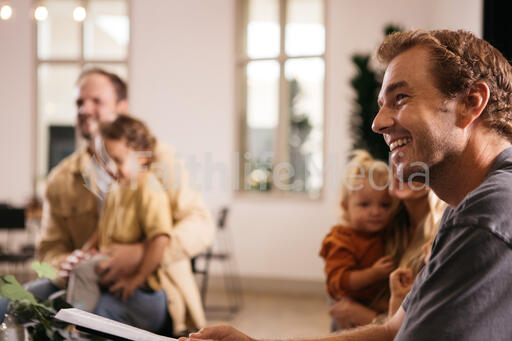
[320,150,398,313]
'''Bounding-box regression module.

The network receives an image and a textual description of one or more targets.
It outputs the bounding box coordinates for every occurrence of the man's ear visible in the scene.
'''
[457,81,490,128]
[116,99,129,114]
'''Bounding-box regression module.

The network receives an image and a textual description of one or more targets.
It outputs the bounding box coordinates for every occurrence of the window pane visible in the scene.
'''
[38,63,82,122]
[247,0,280,58]
[37,63,81,178]
[285,0,325,57]
[84,0,129,60]
[37,1,81,59]
[285,58,324,196]
[245,61,280,191]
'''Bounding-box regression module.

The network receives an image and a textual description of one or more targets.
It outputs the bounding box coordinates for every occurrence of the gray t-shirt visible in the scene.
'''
[395,146,512,340]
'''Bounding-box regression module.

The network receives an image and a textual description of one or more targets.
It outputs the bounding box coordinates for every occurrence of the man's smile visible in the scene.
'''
[388,137,412,152]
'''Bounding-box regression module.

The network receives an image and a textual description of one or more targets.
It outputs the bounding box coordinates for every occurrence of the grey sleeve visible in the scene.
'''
[395,225,512,341]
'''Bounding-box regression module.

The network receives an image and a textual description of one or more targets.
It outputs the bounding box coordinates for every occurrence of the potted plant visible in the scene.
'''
[0,262,77,340]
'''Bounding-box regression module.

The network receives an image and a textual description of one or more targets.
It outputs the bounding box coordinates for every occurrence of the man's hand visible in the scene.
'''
[181,325,255,341]
[388,268,414,317]
[97,243,144,286]
[389,268,413,297]
[371,256,395,279]
[108,275,143,301]
[57,249,89,283]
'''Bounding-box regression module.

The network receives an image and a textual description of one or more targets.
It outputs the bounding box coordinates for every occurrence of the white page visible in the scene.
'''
[55,308,177,341]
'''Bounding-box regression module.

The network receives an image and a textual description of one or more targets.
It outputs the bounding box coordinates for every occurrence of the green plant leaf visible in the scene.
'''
[31,261,57,280]
[0,275,37,304]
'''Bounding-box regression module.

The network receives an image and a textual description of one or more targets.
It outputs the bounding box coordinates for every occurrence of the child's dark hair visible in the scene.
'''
[100,114,156,153]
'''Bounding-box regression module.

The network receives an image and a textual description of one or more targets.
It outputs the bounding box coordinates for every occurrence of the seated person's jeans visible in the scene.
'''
[0,278,169,333]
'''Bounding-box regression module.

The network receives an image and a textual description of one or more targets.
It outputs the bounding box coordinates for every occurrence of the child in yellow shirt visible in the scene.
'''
[67,114,171,311]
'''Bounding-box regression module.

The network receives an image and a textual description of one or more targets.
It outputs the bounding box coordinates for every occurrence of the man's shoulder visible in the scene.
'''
[44,149,98,214]
[445,157,512,246]
[46,150,84,188]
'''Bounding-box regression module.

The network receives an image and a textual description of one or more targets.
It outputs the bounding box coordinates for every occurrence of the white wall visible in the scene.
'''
[131,0,482,281]
[0,0,482,280]
[0,1,34,205]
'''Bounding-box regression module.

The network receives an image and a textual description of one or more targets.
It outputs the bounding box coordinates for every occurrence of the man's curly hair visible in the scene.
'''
[377,29,512,140]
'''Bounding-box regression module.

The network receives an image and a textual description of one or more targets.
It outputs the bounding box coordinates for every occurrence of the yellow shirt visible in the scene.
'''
[98,172,172,291]
[98,172,172,249]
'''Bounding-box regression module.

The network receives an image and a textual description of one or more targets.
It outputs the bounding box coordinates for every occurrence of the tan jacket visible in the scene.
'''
[38,142,213,333]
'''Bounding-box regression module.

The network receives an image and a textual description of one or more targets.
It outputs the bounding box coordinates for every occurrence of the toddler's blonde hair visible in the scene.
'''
[340,150,397,225]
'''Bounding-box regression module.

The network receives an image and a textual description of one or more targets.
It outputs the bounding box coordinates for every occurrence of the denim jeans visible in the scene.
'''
[0,278,169,333]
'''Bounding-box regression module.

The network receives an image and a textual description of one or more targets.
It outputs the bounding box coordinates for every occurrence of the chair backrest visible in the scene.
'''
[191,206,229,273]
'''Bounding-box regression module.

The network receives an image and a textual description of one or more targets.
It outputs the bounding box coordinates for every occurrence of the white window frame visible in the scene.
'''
[235,0,327,198]
[34,0,130,185]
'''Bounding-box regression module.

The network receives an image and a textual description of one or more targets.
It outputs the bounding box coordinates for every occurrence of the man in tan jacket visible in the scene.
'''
[0,68,213,335]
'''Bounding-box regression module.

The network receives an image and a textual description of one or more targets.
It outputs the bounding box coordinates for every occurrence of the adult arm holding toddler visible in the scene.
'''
[76,221,171,302]
[109,234,169,301]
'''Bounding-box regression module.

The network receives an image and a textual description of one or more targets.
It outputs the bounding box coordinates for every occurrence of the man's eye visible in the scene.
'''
[396,94,408,104]
[359,202,369,207]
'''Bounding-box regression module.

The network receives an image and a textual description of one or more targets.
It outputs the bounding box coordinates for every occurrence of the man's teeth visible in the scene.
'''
[390,138,412,151]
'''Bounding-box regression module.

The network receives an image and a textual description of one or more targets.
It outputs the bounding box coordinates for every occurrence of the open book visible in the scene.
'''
[55,308,177,341]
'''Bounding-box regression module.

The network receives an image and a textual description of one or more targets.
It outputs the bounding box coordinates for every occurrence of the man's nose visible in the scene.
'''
[372,107,394,134]
[78,100,93,116]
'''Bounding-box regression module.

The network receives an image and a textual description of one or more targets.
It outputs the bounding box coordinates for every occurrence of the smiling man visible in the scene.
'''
[371,30,512,340]
[184,29,512,341]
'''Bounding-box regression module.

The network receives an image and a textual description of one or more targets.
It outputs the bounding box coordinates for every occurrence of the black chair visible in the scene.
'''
[191,207,243,315]
[0,205,36,283]
[0,204,25,229]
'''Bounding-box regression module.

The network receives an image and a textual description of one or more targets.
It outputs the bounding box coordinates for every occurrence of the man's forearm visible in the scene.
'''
[338,324,394,341]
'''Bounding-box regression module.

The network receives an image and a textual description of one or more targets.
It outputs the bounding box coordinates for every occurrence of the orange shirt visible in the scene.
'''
[319,225,388,306]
